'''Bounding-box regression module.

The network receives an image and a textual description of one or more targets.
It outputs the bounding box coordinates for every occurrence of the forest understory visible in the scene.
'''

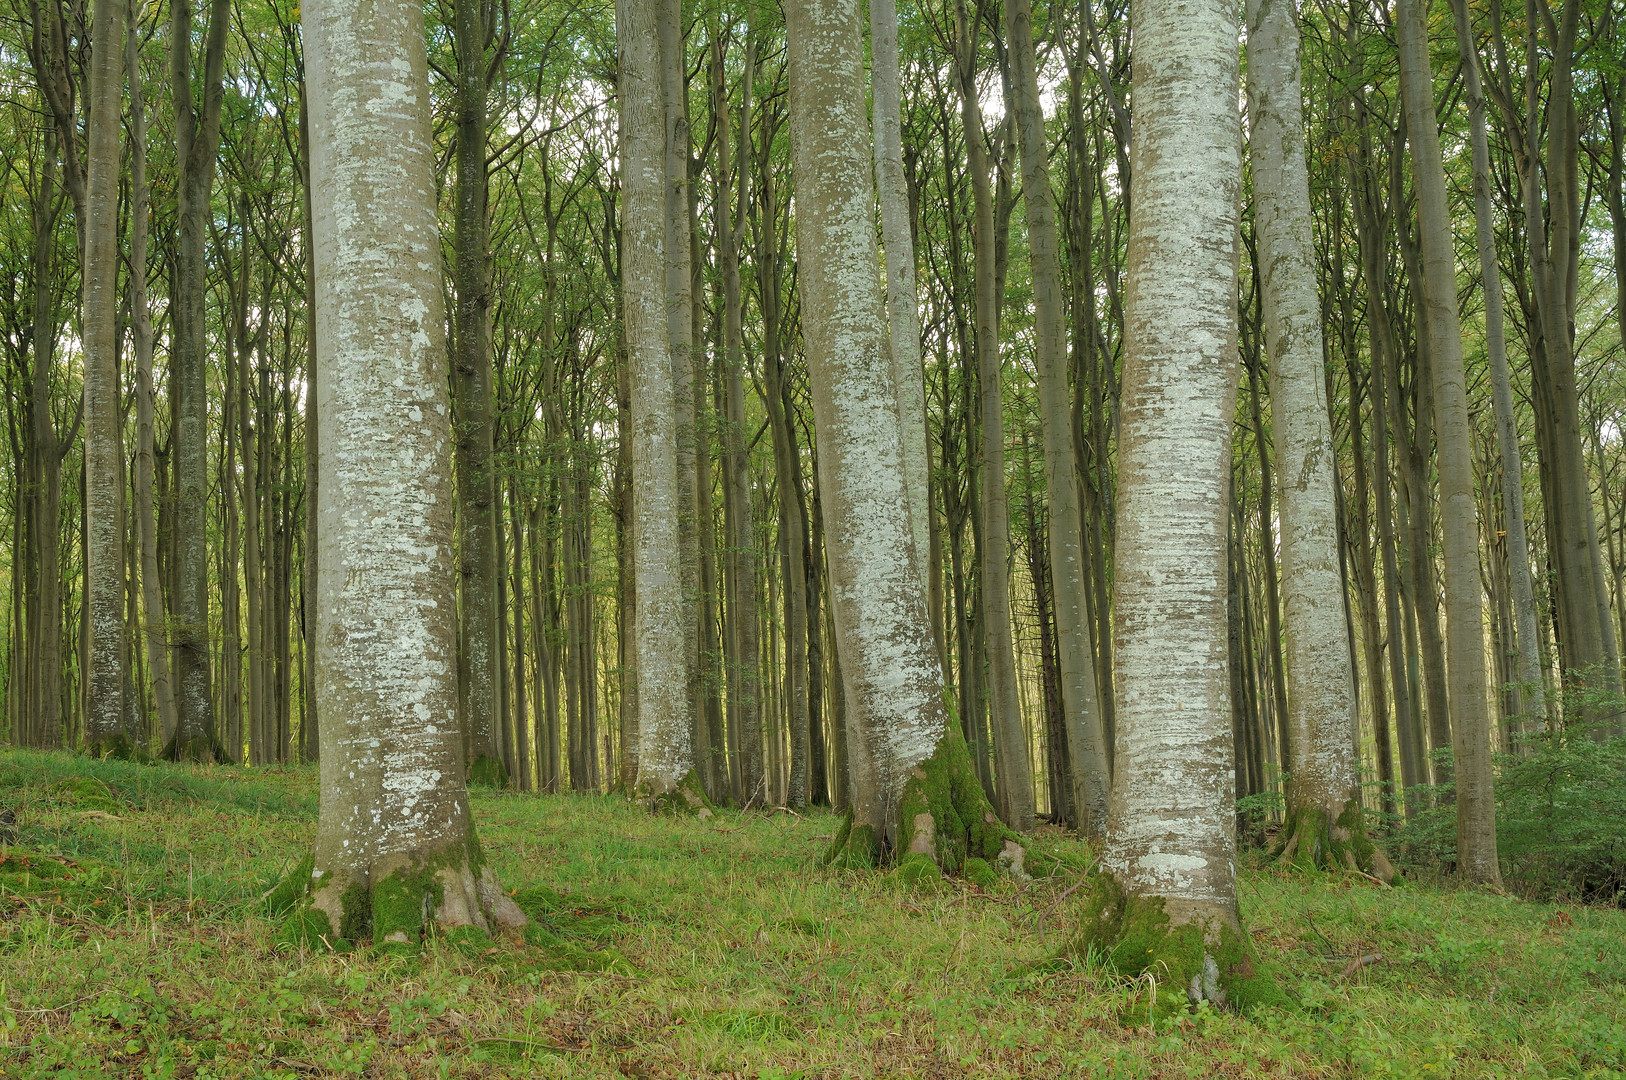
[0,750,1620,1080]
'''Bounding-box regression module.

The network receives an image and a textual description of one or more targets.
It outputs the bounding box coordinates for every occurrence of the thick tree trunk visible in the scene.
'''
[82,0,128,755]
[1005,0,1111,837]
[1396,0,1502,886]
[293,0,525,944]
[1246,0,1374,874]
[621,0,696,802]
[1081,0,1279,1012]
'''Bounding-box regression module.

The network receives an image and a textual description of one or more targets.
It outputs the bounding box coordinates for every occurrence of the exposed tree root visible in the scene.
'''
[270,836,526,951]
[1272,799,1397,883]
[1069,872,1291,1025]
[823,731,1027,886]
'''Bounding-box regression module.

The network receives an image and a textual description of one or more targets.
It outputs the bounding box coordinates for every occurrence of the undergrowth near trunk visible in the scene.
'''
[0,748,1621,1078]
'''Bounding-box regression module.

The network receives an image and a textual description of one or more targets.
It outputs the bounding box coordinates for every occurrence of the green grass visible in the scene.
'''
[0,749,1620,1078]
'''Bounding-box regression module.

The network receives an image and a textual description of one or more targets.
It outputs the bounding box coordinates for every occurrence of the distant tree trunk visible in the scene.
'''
[298,84,320,764]
[82,0,128,755]
[452,0,504,786]
[1246,0,1376,874]
[126,0,177,747]
[956,0,1033,832]
[621,0,696,800]
[297,0,525,942]
[29,121,64,751]
[1451,0,1544,729]
[1005,0,1110,837]
[167,0,231,760]
[1396,0,1501,886]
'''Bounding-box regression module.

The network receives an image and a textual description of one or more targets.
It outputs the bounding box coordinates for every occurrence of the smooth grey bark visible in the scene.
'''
[127,0,177,746]
[1104,0,1245,935]
[868,0,931,602]
[167,0,230,760]
[1245,0,1365,863]
[302,0,525,939]
[784,0,948,847]
[955,0,1034,832]
[83,0,128,753]
[1005,0,1111,837]
[452,0,504,785]
[1449,0,1544,729]
[621,0,693,796]
[1395,0,1502,886]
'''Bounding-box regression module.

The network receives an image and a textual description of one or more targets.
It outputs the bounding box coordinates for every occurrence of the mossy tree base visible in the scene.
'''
[269,836,526,951]
[84,733,139,762]
[823,731,1028,885]
[467,754,509,789]
[1071,872,1291,1025]
[639,770,714,818]
[1272,799,1396,882]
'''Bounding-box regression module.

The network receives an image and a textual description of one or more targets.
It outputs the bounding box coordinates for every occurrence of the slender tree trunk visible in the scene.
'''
[82,0,128,754]
[1246,0,1373,872]
[621,0,695,800]
[298,0,525,941]
[1005,0,1110,837]
[956,0,1033,832]
[29,121,63,751]
[126,0,177,747]
[1396,0,1501,886]
[167,0,230,760]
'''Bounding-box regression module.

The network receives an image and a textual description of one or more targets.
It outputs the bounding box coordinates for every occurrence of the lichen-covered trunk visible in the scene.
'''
[622,0,693,798]
[1395,0,1501,886]
[452,0,503,787]
[868,0,931,603]
[784,0,946,849]
[296,0,524,944]
[1005,0,1111,838]
[82,0,129,755]
[1104,0,1242,936]
[1246,0,1372,874]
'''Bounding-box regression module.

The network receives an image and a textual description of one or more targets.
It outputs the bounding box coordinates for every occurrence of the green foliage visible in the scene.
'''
[1397,730,1626,901]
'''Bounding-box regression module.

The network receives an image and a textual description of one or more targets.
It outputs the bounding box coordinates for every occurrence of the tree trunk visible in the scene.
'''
[1395,0,1502,886]
[1246,0,1374,873]
[1005,0,1110,837]
[294,0,525,943]
[82,0,128,755]
[621,0,697,802]
[167,0,230,761]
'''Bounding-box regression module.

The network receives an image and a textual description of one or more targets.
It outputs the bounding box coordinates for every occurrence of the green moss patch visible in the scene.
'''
[1070,872,1292,1025]
[641,770,714,817]
[468,754,509,789]
[1274,798,1393,882]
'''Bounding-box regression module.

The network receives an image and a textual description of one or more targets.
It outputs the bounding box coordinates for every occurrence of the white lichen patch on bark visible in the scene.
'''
[1104,0,1244,924]
[785,0,947,844]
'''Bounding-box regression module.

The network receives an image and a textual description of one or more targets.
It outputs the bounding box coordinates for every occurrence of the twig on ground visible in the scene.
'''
[1341,953,1386,977]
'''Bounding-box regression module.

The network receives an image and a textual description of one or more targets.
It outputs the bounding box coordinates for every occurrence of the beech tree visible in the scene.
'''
[282,0,527,942]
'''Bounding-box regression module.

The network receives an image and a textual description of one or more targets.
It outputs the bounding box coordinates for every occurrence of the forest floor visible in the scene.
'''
[0,751,1620,1078]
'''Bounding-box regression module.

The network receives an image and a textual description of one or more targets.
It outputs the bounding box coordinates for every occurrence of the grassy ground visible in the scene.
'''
[0,750,1621,1078]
